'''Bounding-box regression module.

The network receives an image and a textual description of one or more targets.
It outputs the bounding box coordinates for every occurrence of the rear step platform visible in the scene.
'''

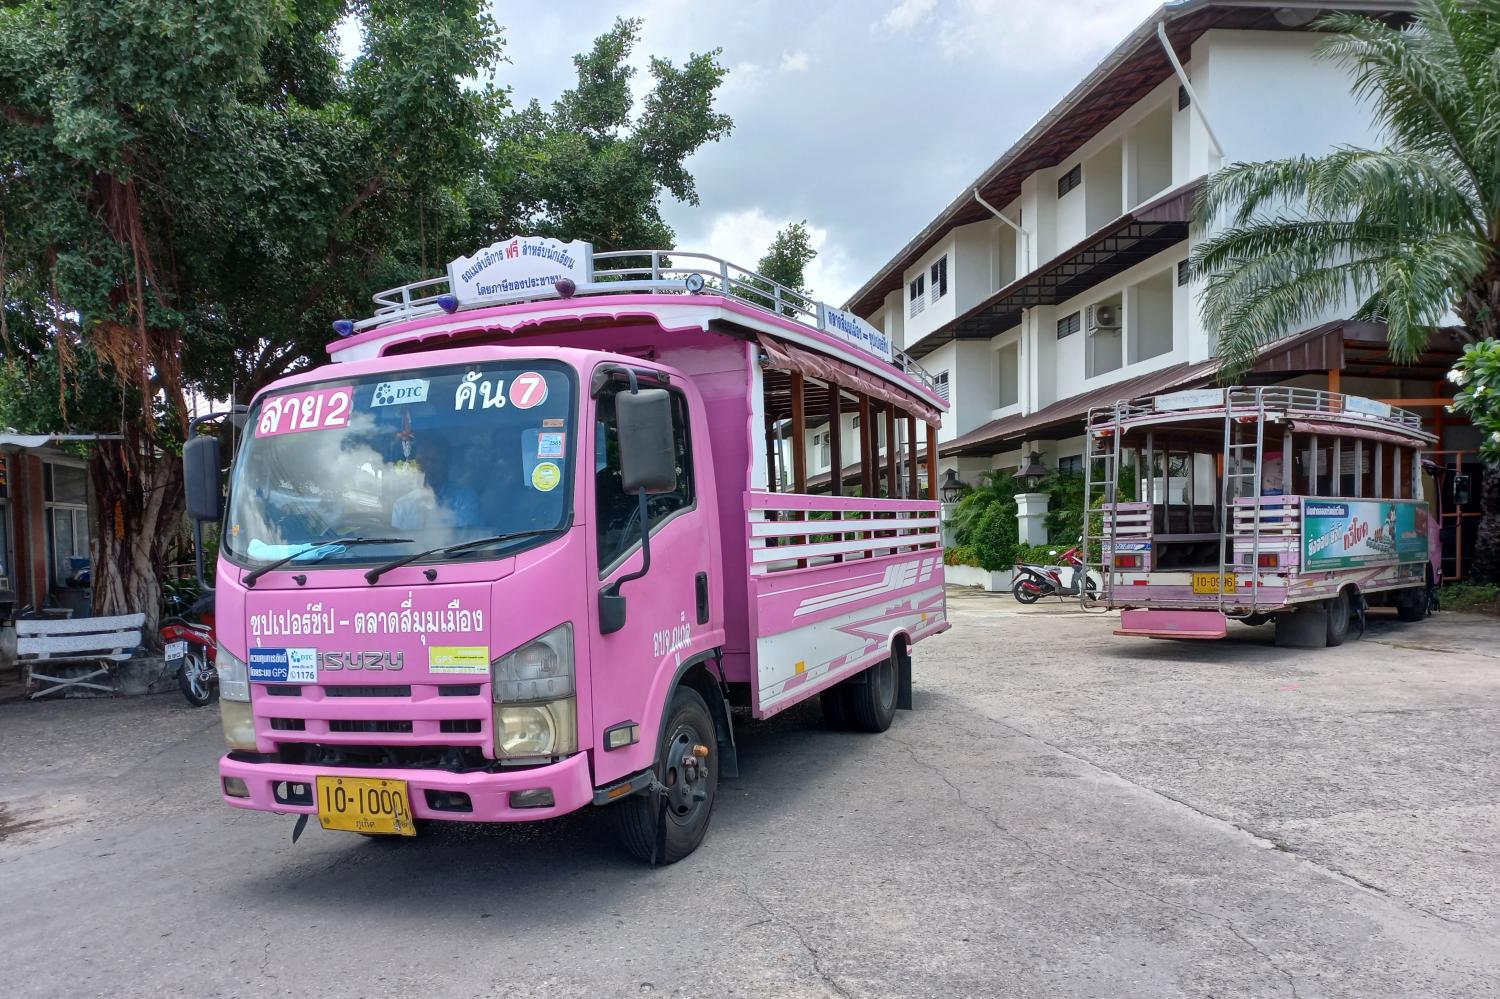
[1115,609,1228,640]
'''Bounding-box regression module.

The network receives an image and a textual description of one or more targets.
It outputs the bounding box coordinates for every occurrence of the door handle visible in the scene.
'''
[695,572,709,625]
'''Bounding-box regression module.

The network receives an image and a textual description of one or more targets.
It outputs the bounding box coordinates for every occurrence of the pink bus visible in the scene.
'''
[183,241,949,862]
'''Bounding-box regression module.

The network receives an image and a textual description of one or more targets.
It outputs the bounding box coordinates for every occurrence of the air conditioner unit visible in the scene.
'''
[1088,303,1121,331]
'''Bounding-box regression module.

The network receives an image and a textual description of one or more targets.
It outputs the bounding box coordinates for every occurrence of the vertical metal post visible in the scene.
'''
[826,382,843,498]
[859,395,876,497]
[885,406,898,499]
[1375,442,1384,498]
[790,374,808,495]
[907,414,920,499]
[1355,441,1363,497]
[926,424,939,501]
[1145,432,1155,505]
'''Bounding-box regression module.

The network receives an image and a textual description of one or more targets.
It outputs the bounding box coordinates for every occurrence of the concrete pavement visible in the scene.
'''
[1,593,1497,997]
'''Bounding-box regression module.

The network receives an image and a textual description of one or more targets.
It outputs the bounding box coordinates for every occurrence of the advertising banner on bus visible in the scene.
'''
[1301,499,1427,569]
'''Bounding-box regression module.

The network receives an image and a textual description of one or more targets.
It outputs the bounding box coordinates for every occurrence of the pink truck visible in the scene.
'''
[182,241,949,862]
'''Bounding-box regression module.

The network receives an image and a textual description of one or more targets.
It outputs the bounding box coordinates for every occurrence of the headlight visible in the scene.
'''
[220,699,258,752]
[218,643,250,701]
[492,623,574,703]
[494,698,578,758]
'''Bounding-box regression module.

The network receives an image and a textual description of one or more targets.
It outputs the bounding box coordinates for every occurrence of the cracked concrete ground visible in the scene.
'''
[1,592,1497,998]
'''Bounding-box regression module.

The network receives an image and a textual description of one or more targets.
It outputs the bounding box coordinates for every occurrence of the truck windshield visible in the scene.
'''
[223,360,574,569]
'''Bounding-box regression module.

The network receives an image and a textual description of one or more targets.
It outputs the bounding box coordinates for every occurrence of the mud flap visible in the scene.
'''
[1274,605,1328,648]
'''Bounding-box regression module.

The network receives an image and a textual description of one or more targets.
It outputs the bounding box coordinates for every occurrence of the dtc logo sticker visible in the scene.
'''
[531,461,561,492]
[371,379,430,407]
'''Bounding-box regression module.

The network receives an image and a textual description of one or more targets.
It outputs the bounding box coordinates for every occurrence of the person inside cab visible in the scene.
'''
[392,436,480,531]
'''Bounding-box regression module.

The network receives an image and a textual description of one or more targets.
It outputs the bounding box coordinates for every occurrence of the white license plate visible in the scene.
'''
[165,640,188,662]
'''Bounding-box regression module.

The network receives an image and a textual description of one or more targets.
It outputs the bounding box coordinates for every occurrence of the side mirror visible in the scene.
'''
[183,435,223,522]
[616,388,676,494]
[1454,473,1472,506]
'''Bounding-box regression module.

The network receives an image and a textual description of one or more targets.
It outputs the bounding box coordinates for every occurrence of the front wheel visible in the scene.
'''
[615,686,719,864]
[1012,576,1045,605]
[177,652,216,707]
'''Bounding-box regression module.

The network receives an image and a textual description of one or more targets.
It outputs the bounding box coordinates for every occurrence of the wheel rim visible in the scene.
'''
[662,720,711,825]
[185,653,210,700]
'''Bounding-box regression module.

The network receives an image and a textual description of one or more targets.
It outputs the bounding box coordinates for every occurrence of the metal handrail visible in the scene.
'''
[1087,385,1428,435]
[352,248,940,394]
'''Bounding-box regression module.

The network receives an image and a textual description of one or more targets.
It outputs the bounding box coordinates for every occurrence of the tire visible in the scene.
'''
[177,652,217,707]
[1396,585,1430,622]
[615,685,719,864]
[847,656,899,733]
[1325,589,1351,647]
[1012,577,1044,605]
[820,686,854,730]
[1240,613,1272,627]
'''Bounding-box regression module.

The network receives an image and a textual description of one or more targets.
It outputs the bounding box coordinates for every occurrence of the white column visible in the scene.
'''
[1015,492,1050,545]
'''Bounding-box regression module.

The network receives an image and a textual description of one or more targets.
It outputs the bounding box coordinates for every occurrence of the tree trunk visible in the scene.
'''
[88,437,184,643]
[1471,462,1500,584]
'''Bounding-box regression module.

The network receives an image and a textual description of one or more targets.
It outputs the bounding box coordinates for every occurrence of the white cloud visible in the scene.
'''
[936,0,1157,64]
[879,0,939,33]
[779,50,811,73]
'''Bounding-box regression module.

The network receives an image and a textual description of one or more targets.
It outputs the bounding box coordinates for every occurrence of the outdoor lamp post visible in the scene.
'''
[940,468,966,504]
[1014,452,1050,545]
[1017,451,1048,490]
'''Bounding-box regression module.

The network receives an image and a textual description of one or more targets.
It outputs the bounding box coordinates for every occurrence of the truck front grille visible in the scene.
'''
[329,719,414,734]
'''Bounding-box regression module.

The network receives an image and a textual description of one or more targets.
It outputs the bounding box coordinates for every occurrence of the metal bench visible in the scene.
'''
[17,614,145,699]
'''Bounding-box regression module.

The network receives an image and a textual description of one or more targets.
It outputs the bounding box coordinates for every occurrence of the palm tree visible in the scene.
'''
[1192,0,1500,581]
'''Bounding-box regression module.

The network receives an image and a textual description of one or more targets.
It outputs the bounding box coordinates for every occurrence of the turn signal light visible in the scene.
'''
[1257,553,1279,568]
[1114,554,1141,569]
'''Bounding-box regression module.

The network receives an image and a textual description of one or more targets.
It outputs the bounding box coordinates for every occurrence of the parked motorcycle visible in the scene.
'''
[161,591,217,706]
[1012,545,1099,604]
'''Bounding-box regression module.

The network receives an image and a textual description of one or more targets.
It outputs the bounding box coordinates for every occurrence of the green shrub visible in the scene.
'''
[1441,581,1500,614]
[1008,542,1068,566]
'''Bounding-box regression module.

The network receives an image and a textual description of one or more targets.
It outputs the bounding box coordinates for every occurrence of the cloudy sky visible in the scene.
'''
[373,0,1167,305]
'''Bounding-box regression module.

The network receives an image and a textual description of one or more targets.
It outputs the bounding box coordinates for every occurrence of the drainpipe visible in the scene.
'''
[973,189,1035,412]
[1157,21,1223,160]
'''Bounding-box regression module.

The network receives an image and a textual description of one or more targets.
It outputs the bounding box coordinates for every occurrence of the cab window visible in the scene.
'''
[595,389,695,571]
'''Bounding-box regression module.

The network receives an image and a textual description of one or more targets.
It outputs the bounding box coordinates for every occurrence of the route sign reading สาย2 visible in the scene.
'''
[448,237,593,304]
[1302,499,1427,569]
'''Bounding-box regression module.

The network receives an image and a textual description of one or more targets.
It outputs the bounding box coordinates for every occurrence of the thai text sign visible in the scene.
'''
[822,306,893,362]
[447,237,593,304]
[1302,499,1427,569]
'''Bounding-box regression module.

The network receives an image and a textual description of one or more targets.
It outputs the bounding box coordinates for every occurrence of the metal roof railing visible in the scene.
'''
[1087,385,1429,436]
[354,249,939,394]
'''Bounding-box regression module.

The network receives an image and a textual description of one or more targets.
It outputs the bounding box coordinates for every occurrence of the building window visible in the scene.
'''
[1056,311,1081,339]
[44,462,89,588]
[908,275,926,317]
[1057,455,1083,478]
[933,370,950,403]
[1177,259,1190,286]
[819,432,831,468]
[1177,84,1190,110]
[997,342,1019,409]
[929,257,948,303]
[1057,164,1081,198]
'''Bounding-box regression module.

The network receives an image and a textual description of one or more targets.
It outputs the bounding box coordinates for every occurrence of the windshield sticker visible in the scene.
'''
[531,461,561,492]
[537,432,566,459]
[429,646,491,674]
[508,371,549,409]
[371,378,430,407]
[248,646,318,684]
[256,386,353,437]
[542,418,565,428]
[455,371,507,410]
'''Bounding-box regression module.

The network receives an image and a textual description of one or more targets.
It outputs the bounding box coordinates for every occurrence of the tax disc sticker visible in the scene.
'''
[531,461,561,492]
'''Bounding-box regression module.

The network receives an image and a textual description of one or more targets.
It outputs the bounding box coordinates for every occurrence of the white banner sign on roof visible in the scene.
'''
[447,237,593,304]
[822,305,893,362]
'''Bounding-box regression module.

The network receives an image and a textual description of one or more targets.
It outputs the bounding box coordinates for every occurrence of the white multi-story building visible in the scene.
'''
[819,0,1477,556]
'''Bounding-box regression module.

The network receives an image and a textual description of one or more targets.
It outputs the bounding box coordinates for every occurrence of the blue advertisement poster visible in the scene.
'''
[1301,500,1428,569]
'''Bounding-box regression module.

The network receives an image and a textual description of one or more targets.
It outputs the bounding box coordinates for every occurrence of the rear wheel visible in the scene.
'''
[1326,589,1352,647]
[615,685,718,864]
[1396,584,1431,622]
[1012,577,1044,604]
[847,656,899,733]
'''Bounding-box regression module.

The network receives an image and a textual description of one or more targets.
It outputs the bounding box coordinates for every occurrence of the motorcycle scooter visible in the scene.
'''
[1012,544,1099,604]
[161,591,216,706]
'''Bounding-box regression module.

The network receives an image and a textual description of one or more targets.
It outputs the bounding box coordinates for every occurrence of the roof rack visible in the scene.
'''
[1089,385,1429,435]
[354,249,939,393]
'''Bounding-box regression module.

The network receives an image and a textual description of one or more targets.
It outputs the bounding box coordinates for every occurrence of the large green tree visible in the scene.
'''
[0,2,729,627]
[1191,0,1500,581]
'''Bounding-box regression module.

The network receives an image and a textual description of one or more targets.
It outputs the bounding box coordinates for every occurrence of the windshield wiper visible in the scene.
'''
[243,537,413,588]
[363,528,566,584]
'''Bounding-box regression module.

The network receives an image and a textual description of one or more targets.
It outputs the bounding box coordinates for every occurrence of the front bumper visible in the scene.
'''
[219,751,594,823]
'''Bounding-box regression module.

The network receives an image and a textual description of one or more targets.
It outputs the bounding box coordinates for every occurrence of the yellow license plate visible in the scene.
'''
[1191,572,1237,594]
[315,775,415,836]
